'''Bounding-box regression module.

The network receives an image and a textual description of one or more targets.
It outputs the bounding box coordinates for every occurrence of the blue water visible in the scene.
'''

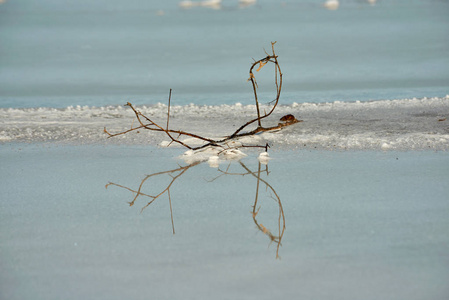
[2,2,449,298]
[1,0,448,108]
[1,145,449,299]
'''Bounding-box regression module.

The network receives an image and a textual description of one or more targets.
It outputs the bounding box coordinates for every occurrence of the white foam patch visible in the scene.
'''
[179,145,252,164]
[180,147,221,164]
[221,148,247,160]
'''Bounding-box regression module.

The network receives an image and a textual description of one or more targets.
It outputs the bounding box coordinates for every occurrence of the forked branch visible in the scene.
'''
[104,42,301,151]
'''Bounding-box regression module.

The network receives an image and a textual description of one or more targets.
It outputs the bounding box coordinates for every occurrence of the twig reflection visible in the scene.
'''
[106,160,285,258]
[241,162,285,259]
[106,161,201,234]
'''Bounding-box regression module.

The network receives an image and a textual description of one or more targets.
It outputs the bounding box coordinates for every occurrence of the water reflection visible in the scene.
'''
[211,161,285,258]
[107,160,285,259]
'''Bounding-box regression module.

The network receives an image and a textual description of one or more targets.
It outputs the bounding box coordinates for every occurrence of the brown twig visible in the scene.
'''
[229,42,283,137]
[166,88,172,131]
[104,43,300,151]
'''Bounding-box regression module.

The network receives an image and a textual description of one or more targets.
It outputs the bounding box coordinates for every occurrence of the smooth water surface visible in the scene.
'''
[1,0,448,107]
[1,145,448,299]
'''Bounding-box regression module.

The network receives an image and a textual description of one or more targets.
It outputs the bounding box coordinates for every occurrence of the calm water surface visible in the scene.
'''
[1,145,448,299]
[1,0,448,107]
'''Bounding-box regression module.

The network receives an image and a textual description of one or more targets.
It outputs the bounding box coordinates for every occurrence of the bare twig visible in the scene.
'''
[104,43,301,151]
[167,88,172,131]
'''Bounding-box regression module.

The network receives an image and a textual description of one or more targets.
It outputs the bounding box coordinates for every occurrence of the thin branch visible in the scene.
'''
[104,42,299,152]
[167,88,172,131]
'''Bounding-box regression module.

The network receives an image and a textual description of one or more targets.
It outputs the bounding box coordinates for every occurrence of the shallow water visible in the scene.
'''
[1,145,448,299]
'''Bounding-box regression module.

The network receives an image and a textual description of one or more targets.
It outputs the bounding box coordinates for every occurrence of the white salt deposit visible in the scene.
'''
[1,97,448,151]
[179,144,251,164]
[257,152,270,165]
[200,0,221,8]
[221,148,247,159]
[207,155,220,168]
[179,1,199,8]
[323,0,339,10]
[239,0,257,8]
[179,0,221,9]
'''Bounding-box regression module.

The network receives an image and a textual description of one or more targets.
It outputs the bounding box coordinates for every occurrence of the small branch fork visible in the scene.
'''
[104,42,300,151]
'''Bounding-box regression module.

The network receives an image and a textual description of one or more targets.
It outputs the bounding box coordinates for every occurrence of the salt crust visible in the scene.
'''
[1,96,448,151]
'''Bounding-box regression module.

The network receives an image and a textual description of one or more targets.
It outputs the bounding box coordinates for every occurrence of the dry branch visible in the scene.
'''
[104,42,301,152]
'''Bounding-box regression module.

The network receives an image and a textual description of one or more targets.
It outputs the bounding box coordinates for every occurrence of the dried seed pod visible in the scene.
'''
[280,114,296,122]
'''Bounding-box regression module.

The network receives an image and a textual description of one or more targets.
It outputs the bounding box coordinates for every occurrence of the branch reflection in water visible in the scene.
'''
[106,159,285,259]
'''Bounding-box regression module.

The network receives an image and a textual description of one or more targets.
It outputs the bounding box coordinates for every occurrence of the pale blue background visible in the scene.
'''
[1,0,448,107]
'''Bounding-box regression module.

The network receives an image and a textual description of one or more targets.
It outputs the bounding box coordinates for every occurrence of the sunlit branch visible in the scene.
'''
[104,42,301,151]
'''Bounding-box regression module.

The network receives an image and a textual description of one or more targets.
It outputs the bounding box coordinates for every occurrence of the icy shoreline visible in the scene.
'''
[1,96,448,151]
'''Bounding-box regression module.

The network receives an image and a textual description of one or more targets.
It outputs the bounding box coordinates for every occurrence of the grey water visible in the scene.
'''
[1,0,448,108]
